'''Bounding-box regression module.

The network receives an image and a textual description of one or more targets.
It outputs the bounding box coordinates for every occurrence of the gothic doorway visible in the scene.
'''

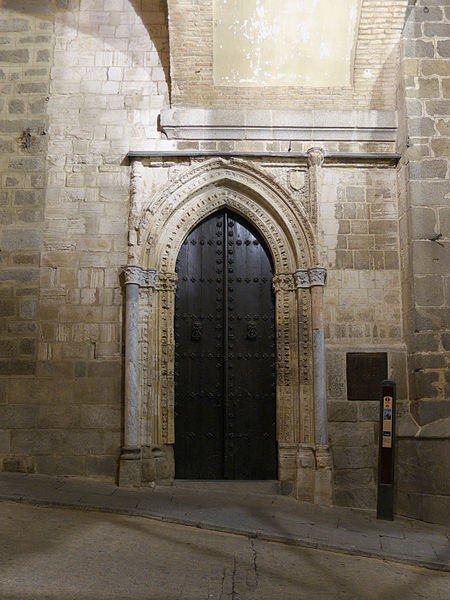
[174,209,277,479]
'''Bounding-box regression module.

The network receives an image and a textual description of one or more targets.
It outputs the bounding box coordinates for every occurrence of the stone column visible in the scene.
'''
[309,266,332,505]
[294,266,332,505]
[309,267,327,445]
[119,265,156,487]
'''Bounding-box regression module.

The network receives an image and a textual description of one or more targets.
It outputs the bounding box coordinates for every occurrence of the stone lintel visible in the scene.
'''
[160,108,397,142]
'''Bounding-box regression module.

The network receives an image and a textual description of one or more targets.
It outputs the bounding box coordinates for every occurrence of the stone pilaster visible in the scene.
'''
[294,266,333,505]
[119,265,156,487]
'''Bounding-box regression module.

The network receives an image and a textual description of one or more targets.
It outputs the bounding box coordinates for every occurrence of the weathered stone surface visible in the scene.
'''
[397,438,450,496]
[327,401,357,422]
[412,400,450,427]
[334,468,374,487]
[328,423,375,447]
[0,49,29,63]
[419,418,450,439]
[409,158,448,179]
[334,486,376,509]
[436,40,450,58]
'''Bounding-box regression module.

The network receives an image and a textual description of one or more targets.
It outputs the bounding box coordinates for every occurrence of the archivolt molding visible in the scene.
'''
[130,158,318,271]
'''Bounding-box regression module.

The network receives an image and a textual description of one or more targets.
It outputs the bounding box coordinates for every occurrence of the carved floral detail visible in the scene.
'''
[123,265,156,287]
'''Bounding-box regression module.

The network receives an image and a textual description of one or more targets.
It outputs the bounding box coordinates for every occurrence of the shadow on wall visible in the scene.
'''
[1,0,171,104]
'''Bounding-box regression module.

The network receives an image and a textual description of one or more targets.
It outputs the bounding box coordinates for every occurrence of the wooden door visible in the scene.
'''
[174,209,276,479]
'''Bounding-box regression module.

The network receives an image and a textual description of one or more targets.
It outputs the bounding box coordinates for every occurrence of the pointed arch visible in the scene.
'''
[136,158,318,274]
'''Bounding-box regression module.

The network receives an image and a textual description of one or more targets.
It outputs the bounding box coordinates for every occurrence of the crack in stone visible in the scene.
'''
[231,558,238,600]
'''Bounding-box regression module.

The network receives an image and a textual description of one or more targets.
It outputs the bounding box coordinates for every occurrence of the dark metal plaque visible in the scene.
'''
[174,209,276,479]
[346,352,388,401]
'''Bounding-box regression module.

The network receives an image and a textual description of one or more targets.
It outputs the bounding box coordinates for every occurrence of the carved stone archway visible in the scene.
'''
[120,156,332,505]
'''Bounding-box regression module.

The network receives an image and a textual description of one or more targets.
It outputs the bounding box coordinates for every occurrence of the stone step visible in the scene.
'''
[172,480,282,496]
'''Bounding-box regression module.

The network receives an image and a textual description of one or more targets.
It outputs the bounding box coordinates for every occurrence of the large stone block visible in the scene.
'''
[86,455,117,479]
[415,275,444,306]
[0,430,11,454]
[414,370,441,400]
[0,405,36,429]
[37,405,81,429]
[3,0,51,12]
[327,401,357,422]
[60,430,105,456]
[431,137,450,156]
[328,422,375,447]
[1,229,40,249]
[411,399,450,426]
[0,359,35,375]
[332,445,376,469]
[409,159,448,179]
[410,206,437,240]
[11,430,60,455]
[0,49,30,63]
[334,468,374,487]
[414,306,449,331]
[36,456,85,476]
[79,405,120,430]
[334,486,376,509]
[437,40,450,58]
[73,378,120,405]
[412,240,448,275]
[397,438,450,496]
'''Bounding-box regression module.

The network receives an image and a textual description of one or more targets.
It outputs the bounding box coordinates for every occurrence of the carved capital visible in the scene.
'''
[156,272,178,292]
[307,147,325,168]
[123,265,157,288]
[272,273,295,293]
[315,444,332,470]
[308,266,327,287]
[294,269,310,289]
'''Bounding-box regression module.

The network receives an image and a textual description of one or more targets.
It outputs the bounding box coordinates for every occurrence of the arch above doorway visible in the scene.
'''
[120,156,332,505]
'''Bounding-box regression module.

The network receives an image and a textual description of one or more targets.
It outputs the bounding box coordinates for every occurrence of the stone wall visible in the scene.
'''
[167,0,409,110]
[1,0,172,478]
[395,0,449,525]
[0,0,53,471]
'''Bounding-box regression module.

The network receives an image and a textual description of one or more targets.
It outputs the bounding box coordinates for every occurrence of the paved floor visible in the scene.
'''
[0,472,448,573]
[1,501,449,600]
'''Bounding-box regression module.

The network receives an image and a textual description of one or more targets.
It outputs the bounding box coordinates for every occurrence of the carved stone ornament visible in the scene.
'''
[288,169,306,192]
[294,269,310,289]
[306,147,325,168]
[308,266,327,287]
[272,273,296,293]
[123,265,157,288]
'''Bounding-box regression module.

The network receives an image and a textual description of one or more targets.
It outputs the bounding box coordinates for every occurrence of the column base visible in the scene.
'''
[118,446,142,487]
[295,443,333,505]
[314,444,333,506]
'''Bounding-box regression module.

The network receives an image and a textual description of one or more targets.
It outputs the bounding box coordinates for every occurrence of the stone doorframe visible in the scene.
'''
[119,155,332,505]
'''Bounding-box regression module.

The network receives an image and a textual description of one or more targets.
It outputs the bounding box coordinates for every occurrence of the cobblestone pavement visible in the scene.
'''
[1,501,449,600]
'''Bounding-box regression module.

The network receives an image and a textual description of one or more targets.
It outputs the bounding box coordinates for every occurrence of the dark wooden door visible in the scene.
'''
[174,209,276,480]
